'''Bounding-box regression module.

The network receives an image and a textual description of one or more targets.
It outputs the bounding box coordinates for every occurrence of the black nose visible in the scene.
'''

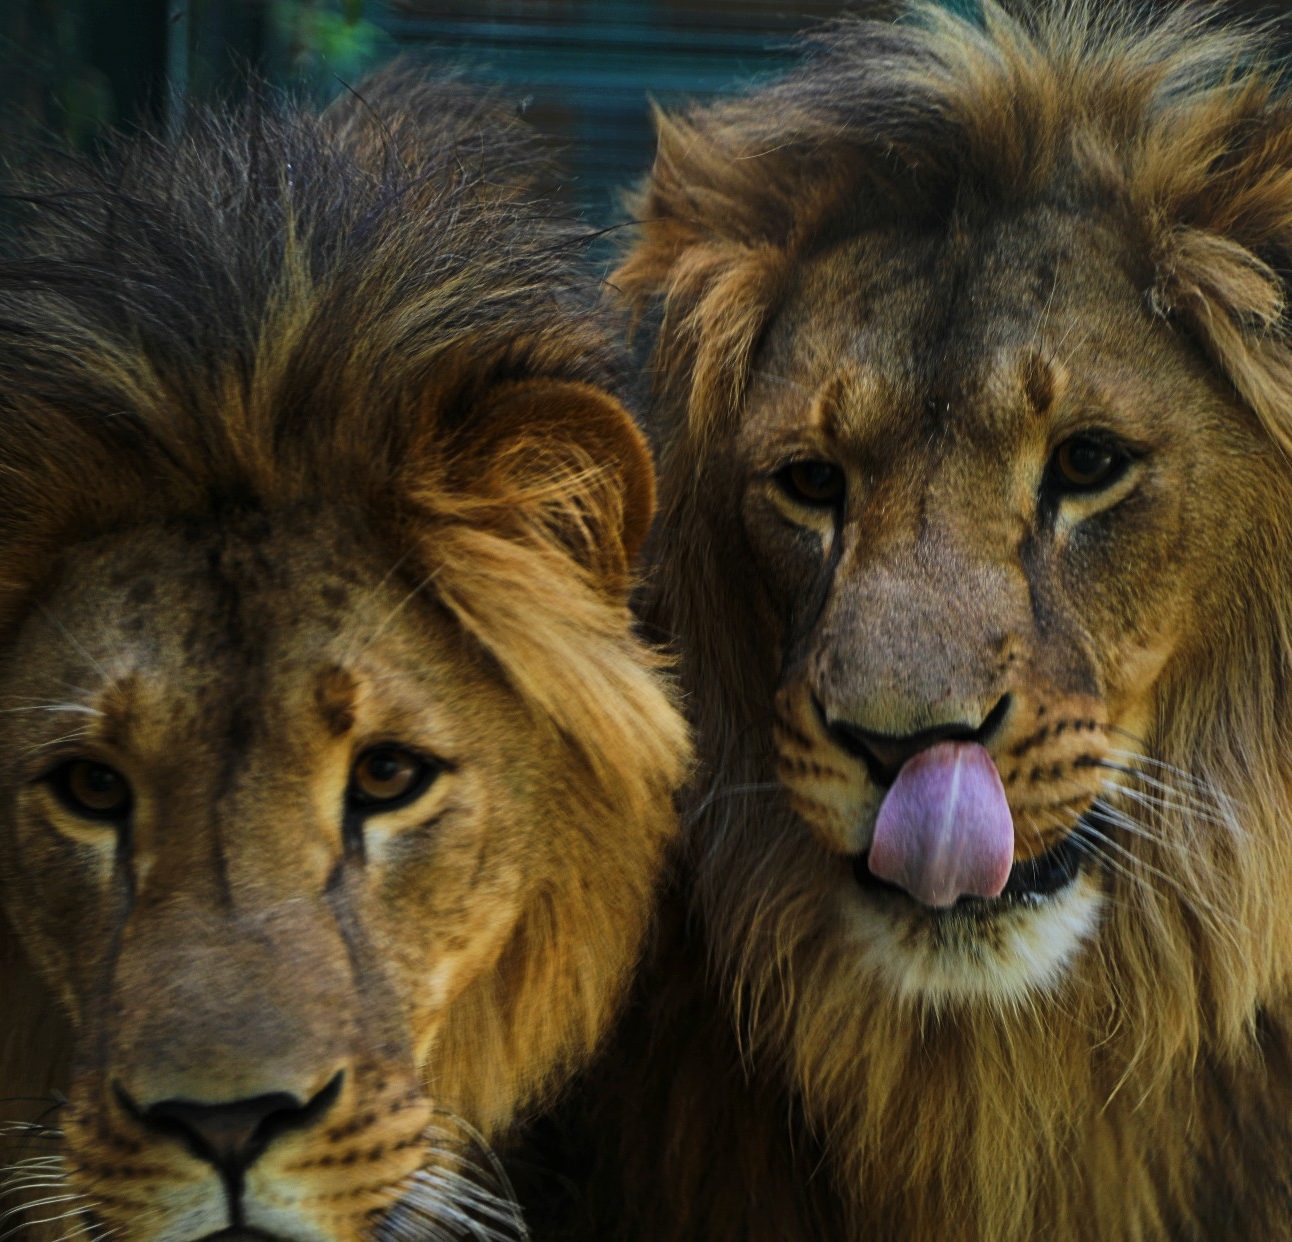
[124,1072,343,1173]
[819,694,1012,784]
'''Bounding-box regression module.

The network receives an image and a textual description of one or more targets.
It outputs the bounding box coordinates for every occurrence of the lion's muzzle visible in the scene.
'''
[117,1070,343,1205]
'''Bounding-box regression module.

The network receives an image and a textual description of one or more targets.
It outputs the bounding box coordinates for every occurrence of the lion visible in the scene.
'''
[592,3,1292,1238]
[0,71,688,1240]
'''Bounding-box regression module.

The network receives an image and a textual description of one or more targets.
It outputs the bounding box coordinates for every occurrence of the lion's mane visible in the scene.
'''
[609,4,1292,1237]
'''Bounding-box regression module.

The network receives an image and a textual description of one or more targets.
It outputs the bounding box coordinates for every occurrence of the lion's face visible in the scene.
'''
[730,207,1257,1003]
[0,505,652,1239]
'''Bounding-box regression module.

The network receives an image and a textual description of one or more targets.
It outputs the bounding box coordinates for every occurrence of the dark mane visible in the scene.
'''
[0,67,683,830]
[651,2,1269,217]
[0,68,622,598]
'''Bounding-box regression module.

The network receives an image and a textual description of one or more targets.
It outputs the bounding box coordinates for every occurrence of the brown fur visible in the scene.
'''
[0,71,689,1238]
[603,3,1292,1238]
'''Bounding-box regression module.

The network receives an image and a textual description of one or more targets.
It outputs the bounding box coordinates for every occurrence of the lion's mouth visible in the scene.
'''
[851,815,1095,911]
[201,1232,283,1241]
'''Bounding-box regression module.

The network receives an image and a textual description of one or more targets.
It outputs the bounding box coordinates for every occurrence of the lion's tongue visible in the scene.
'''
[868,741,1014,909]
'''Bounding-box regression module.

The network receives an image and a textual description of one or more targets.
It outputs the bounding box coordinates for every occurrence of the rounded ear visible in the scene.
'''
[615,106,794,443]
[1121,86,1292,455]
[473,378,657,584]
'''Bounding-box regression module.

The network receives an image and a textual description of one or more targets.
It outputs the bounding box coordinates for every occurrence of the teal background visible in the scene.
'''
[1,1,1286,229]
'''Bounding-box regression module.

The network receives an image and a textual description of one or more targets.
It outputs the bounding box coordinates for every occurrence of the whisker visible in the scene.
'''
[0,1192,82,1215]
[0,1200,92,1242]
[426,1109,526,1233]
[413,1163,526,1236]
[686,781,783,825]
[0,1124,63,1138]
[0,1181,72,1203]
[0,1157,66,1176]
[33,604,110,685]
[399,1178,498,1240]
[0,704,101,719]
[379,1109,528,1242]
[378,1206,454,1242]
[16,728,94,760]
[1040,808,1168,905]
[54,1216,109,1242]
[1083,799,1243,942]
[1096,764,1235,830]
[358,571,441,658]
[1085,795,1192,852]
[1102,748,1222,794]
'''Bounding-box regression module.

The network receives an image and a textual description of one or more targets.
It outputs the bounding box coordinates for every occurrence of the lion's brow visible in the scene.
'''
[8,674,137,766]
[314,665,357,738]
[80,673,140,744]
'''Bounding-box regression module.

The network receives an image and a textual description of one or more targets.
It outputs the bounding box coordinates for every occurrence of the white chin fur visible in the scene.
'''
[838,871,1103,1010]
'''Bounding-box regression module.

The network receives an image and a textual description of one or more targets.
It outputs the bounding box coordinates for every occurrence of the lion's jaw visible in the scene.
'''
[0,512,611,1240]
[699,207,1258,1009]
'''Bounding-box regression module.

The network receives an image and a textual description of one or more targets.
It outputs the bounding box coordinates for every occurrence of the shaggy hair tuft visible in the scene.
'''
[620,0,1292,457]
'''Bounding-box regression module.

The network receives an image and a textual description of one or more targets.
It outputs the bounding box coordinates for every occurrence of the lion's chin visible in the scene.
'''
[840,832,1104,1007]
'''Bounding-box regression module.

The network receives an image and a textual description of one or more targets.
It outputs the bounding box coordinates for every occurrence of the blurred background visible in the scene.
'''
[1,0,1288,233]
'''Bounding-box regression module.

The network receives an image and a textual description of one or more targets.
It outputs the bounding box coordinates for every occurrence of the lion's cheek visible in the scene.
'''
[0,824,119,1029]
[371,877,526,1072]
[427,894,524,1008]
[772,682,881,854]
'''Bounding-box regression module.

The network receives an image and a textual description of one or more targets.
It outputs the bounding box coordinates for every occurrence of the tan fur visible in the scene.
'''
[0,73,688,1239]
[604,4,1292,1238]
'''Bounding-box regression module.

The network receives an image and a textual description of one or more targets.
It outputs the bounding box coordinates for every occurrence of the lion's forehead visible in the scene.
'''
[757,206,1181,450]
[0,514,499,772]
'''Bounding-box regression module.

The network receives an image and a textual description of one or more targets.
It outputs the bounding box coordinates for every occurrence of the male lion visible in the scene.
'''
[602,3,1292,1238]
[0,74,688,1239]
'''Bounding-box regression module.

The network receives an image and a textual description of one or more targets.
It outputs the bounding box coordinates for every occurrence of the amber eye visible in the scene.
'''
[777,461,845,507]
[48,759,132,821]
[1048,435,1130,494]
[347,746,437,812]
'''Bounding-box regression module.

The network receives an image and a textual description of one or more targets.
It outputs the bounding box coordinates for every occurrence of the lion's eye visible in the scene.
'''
[1047,435,1130,494]
[48,759,132,822]
[777,461,845,507]
[347,746,437,812]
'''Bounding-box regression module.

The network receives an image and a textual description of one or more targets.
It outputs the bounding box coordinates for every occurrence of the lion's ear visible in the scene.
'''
[1146,113,1292,457]
[621,106,798,280]
[616,107,793,439]
[466,378,656,586]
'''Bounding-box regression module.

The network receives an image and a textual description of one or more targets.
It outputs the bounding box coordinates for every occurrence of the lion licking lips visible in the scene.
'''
[597,3,1292,1238]
[0,75,687,1240]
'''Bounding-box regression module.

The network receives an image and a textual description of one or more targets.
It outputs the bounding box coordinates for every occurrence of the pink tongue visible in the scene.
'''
[868,741,1014,908]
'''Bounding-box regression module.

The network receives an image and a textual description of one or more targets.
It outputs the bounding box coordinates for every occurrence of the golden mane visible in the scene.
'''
[620,0,1292,455]
[0,69,687,1169]
[604,3,1292,1237]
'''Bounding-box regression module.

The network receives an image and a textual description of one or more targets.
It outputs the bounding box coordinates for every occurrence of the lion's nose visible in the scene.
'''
[819,694,1012,784]
[122,1071,343,1172]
